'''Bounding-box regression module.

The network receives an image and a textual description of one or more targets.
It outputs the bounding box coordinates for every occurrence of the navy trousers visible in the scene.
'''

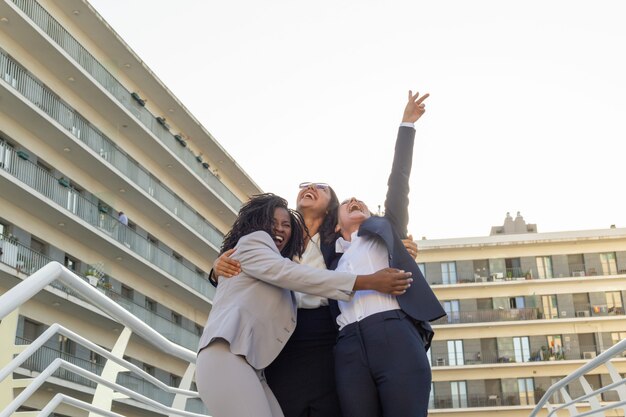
[265,306,343,417]
[334,309,431,417]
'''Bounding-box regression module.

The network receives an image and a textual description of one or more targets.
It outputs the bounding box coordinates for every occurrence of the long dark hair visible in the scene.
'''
[317,186,341,245]
[221,193,306,259]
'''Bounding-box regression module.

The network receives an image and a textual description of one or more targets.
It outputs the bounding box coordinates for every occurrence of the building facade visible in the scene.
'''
[422,213,626,416]
[0,0,260,415]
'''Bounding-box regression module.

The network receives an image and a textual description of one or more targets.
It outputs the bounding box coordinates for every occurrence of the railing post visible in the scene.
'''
[169,363,197,416]
[89,327,133,417]
[604,362,626,415]
[578,376,604,417]
[0,310,20,409]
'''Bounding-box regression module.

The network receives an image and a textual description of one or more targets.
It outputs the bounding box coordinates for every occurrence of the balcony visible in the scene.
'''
[431,392,532,409]
[14,337,206,413]
[1,235,202,350]
[0,146,214,299]
[434,308,540,325]
[0,47,224,252]
[8,0,242,212]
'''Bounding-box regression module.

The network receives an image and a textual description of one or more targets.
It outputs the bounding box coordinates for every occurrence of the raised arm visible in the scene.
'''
[384,90,429,238]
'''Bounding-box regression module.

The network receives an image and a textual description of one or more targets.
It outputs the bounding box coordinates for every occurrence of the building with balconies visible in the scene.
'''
[420,213,626,416]
[0,0,260,415]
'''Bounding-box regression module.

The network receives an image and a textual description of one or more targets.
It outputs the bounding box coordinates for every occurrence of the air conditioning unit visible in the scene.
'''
[576,310,590,317]
[475,277,486,283]
[583,351,597,359]
[572,271,585,277]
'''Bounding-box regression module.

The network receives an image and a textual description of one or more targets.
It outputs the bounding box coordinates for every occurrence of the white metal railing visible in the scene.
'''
[0,46,224,251]
[8,0,243,212]
[0,233,201,350]
[529,339,626,417]
[0,140,215,299]
[0,262,208,417]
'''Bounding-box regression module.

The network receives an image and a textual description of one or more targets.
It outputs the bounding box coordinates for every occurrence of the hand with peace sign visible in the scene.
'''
[402,90,430,124]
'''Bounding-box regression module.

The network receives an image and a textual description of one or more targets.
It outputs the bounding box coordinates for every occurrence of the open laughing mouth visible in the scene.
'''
[348,202,363,213]
[302,191,316,200]
[273,235,284,245]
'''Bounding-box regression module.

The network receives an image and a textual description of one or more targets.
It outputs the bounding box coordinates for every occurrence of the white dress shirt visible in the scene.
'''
[335,231,400,329]
[294,233,329,309]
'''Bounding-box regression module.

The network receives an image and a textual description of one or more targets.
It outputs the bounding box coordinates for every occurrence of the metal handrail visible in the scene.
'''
[529,338,626,416]
[0,262,205,416]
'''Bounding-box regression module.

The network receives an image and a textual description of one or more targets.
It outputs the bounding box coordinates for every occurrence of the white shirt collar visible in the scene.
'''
[335,231,359,253]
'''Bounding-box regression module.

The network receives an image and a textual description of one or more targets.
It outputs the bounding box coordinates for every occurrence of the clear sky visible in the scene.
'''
[88,0,626,239]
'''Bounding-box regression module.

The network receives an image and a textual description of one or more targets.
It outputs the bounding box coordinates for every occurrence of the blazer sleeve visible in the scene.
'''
[234,231,356,301]
[384,126,415,238]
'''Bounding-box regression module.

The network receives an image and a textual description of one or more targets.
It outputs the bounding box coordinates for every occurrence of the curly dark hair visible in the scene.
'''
[221,193,306,259]
[316,185,341,245]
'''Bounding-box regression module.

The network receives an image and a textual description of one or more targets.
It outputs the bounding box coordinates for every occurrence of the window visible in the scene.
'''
[428,383,434,409]
[542,295,558,319]
[171,311,182,325]
[145,298,157,312]
[547,335,563,359]
[22,318,43,341]
[568,254,585,276]
[447,340,464,366]
[510,296,525,309]
[441,262,457,284]
[444,300,460,323]
[170,374,181,387]
[473,259,489,281]
[518,378,535,405]
[58,335,76,355]
[0,221,6,236]
[417,263,426,277]
[513,336,531,362]
[505,257,522,278]
[30,237,46,255]
[606,292,624,315]
[450,381,467,408]
[195,324,204,336]
[64,255,79,272]
[0,140,14,169]
[143,364,155,376]
[536,256,553,279]
[121,285,134,300]
[600,252,618,275]
[611,332,626,345]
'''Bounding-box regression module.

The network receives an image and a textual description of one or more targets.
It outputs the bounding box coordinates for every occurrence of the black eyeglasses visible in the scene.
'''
[299,182,330,190]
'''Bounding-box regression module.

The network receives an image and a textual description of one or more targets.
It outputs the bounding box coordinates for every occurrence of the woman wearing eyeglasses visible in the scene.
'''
[212,183,418,417]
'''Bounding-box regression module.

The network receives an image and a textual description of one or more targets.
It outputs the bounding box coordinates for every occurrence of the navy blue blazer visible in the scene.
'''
[332,126,446,350]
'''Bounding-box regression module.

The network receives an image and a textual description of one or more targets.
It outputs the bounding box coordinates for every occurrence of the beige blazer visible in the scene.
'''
[198,231,356,369]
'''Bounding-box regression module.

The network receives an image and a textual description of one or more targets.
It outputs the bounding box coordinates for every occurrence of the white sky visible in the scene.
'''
[88,0,626,239]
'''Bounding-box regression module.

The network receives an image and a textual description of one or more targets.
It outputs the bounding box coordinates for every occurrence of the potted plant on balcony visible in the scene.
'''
[174,134,187,147]
[525,270,532,280]
[85,268,104,286]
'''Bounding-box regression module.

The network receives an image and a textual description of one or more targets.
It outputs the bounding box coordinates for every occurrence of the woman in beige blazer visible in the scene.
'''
[196,193,412,417]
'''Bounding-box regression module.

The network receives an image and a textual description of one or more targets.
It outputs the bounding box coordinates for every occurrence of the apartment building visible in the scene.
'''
[0,0,260,415]
[421,213,626,417]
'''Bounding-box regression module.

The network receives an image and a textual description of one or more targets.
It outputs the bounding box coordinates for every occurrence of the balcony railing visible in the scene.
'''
[1,234,202,350]
[429,264,625,286]
[434,307,540,325]
[14,337,205,413]
[431,392,533,409]
[9,0,243,211]
[0,47,224,251]
[0,142,214,299]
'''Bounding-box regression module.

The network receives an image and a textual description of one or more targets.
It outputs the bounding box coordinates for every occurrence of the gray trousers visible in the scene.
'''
[196,339,284,417]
